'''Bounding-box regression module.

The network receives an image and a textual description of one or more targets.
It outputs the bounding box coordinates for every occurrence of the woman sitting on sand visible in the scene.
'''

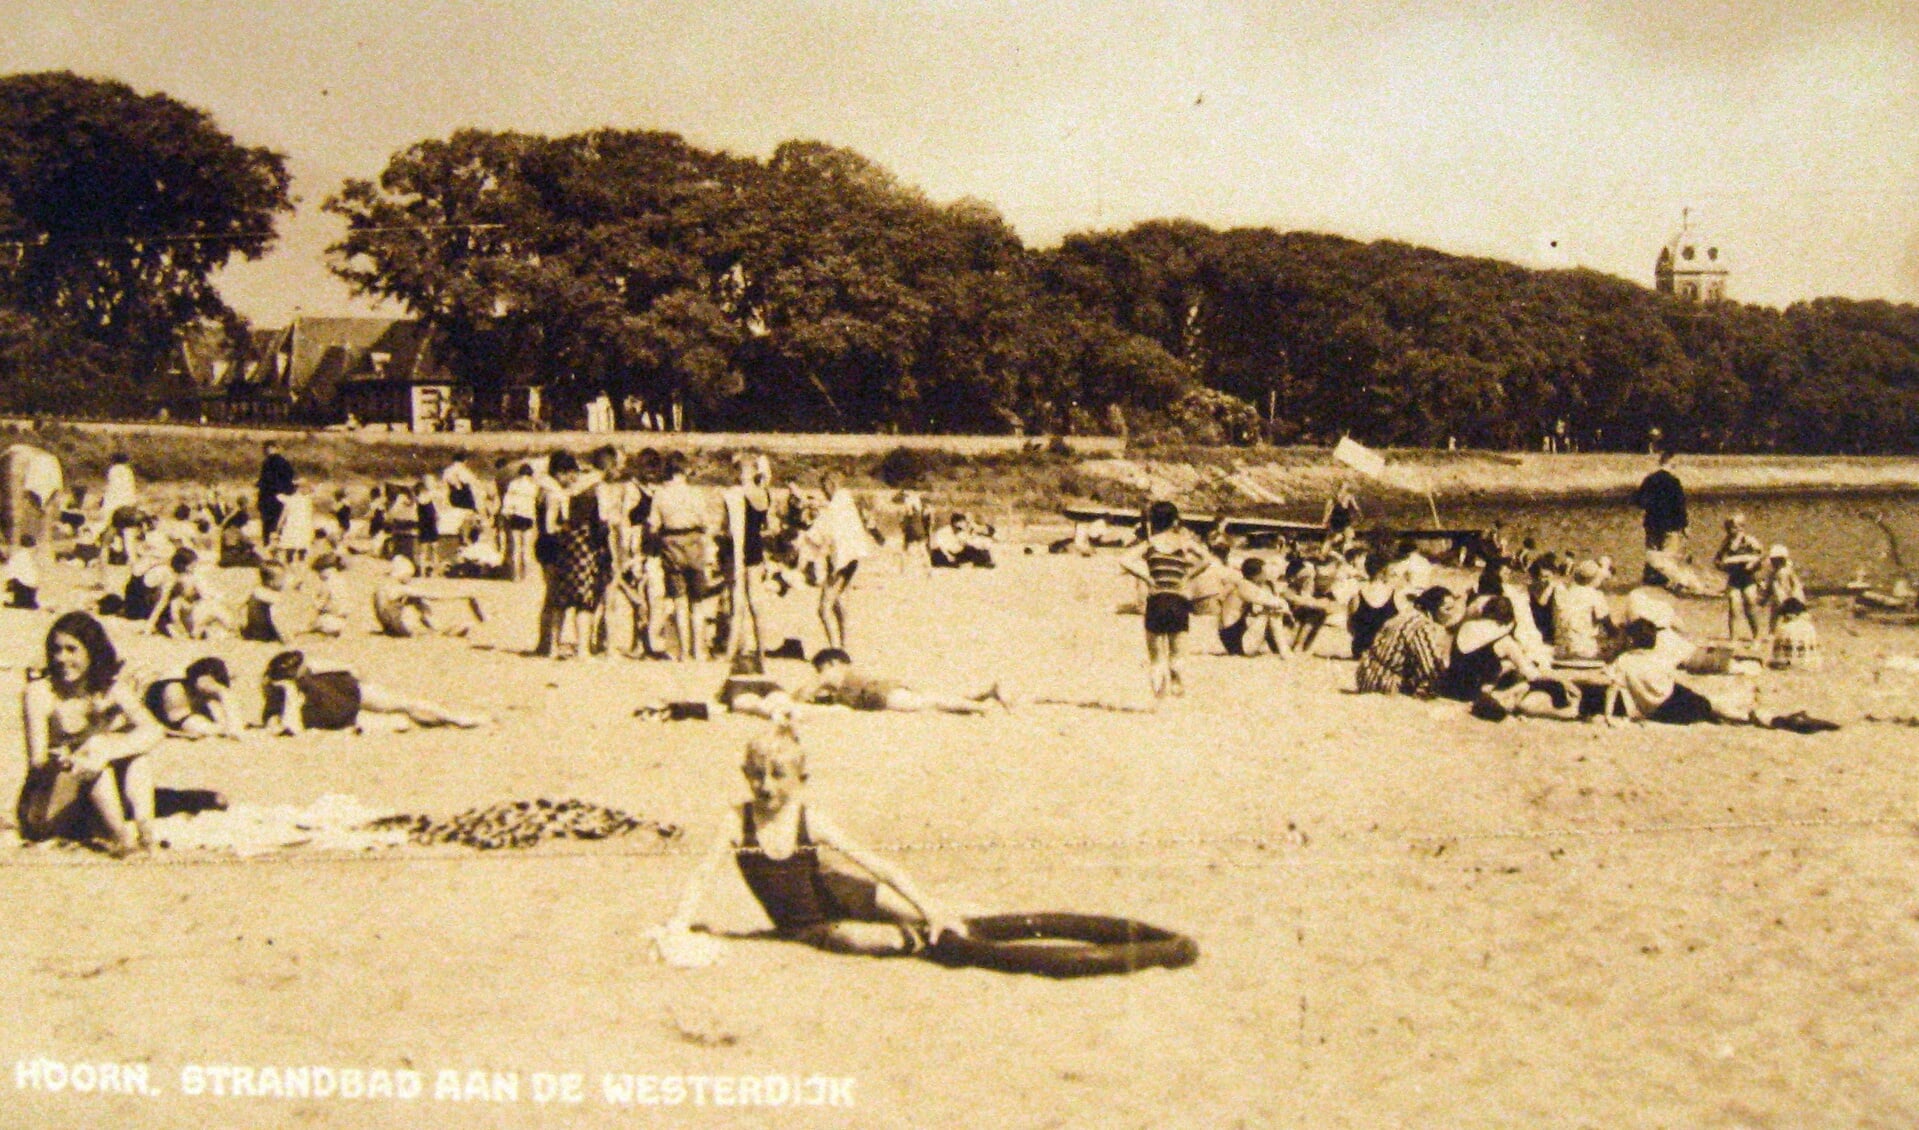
[1355,586,1460,698]
[18,612,164,855]
[1346,552,1400,659]
[1435,596,1546,703]
[261,650,489,735]
[1600,618,1767,727]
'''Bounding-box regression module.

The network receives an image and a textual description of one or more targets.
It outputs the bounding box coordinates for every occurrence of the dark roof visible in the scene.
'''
[217,317,455,403]
[172,324,237,391]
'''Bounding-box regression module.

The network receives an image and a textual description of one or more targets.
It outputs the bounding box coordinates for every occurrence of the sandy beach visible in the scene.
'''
[5,540,1919,1128]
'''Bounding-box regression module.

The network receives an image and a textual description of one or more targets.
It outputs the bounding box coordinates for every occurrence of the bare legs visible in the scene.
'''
[358,682,488,728]
[1146,631,1183,700]
[726,567,764,661]
[819,562,857,651]
[1726,586,1762,640]
[807,872,925,956]
[89,757,155,854]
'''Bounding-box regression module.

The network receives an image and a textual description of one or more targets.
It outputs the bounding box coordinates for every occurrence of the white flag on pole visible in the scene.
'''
[1332,435,1387,480]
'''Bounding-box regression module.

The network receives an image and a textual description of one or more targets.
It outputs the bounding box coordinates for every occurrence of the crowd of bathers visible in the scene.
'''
[5,440,1029,857]
[1112,493,1833,731]
[9,444,1853,861]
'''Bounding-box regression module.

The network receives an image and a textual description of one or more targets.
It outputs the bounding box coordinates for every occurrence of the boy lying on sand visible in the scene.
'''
[727,649,1009,718]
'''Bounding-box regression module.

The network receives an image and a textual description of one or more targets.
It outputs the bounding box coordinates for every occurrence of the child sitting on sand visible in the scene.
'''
[241,561,295,643]
[311,553,349,636]
[260,650,488,735]
[1217,557,1292,657]
[372,555,477,638]
[660,718,964,955]
[150,548,234,639]
[1768,598,1821,670]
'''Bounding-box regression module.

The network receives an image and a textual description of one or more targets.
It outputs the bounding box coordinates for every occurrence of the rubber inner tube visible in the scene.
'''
[927,912,1198,978]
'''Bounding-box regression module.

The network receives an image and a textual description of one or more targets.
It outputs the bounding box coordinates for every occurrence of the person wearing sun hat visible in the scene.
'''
[1623,587,1698,667]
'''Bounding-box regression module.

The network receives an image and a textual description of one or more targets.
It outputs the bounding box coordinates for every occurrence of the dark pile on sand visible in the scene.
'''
[369,799,682,851]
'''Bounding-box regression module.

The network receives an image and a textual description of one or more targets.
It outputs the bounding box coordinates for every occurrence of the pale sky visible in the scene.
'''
[7,0,1917,324]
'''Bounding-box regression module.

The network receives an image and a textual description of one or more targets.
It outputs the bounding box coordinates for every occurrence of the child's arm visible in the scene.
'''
[206,688,242,740]
[662,818,739,933]
[1116,540,1152,583]
[143,576,176,634]
[23,680,53,770]
[806,808,964,941]
[72,680,164,771]
[265,679,304,735]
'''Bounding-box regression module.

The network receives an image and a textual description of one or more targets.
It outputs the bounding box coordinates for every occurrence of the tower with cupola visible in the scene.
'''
[1654,209,1728,302]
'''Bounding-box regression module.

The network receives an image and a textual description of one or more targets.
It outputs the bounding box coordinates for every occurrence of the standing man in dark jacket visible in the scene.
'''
[1633,449,1687,585]
[257,441,296,548]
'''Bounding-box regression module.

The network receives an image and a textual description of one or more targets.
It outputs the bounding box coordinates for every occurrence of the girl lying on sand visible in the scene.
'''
[260,650,489,735]
[660,718,965,957]
[146,657,243,740]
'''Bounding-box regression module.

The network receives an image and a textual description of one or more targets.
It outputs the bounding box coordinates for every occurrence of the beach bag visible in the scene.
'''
[534,531,561,566]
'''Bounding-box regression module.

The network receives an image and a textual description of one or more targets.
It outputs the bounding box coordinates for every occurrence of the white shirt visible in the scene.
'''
[1553,584,1610,660]
[101,463,137,515]
[501,476,539,520]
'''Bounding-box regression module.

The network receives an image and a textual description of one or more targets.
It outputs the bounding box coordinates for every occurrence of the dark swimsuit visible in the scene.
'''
[265,670,363,730]
[144,679,190,728]
[121,571,162,621]
[735,804,843,935]
[1438,637,1508,702]
[1348,592,1397,658]
[742,495,768,568]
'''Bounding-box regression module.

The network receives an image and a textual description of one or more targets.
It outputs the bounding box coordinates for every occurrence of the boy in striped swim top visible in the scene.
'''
[1119,500,1211,700]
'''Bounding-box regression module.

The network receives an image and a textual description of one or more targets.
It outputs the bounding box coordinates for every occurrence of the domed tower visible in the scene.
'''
[1654,209,1728,302]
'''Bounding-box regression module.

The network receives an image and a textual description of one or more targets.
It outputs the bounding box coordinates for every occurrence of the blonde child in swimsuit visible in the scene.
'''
[661,720,963,955]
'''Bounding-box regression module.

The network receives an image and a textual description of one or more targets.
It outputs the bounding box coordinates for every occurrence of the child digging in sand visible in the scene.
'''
[660,718,965,956]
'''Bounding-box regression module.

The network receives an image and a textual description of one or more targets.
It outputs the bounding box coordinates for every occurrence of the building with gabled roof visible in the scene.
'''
[163,315,549,430]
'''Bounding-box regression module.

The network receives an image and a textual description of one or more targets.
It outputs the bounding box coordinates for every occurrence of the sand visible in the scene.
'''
[5,546,1919,1127]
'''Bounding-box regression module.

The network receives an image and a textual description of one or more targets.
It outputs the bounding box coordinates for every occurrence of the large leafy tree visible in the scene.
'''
[332,130,1205,433]
[329,129,759,420]
[0,72,292,378]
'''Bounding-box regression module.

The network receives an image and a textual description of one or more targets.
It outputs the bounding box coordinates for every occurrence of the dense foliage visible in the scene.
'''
[1044,223,1919,452]
[325,131,1196,437]
[0,72,292,408]
[332,127,1919,451]
[5,75,1919,453]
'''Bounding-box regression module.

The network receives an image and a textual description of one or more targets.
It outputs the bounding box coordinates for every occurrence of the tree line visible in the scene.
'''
[4,71,1918,451]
